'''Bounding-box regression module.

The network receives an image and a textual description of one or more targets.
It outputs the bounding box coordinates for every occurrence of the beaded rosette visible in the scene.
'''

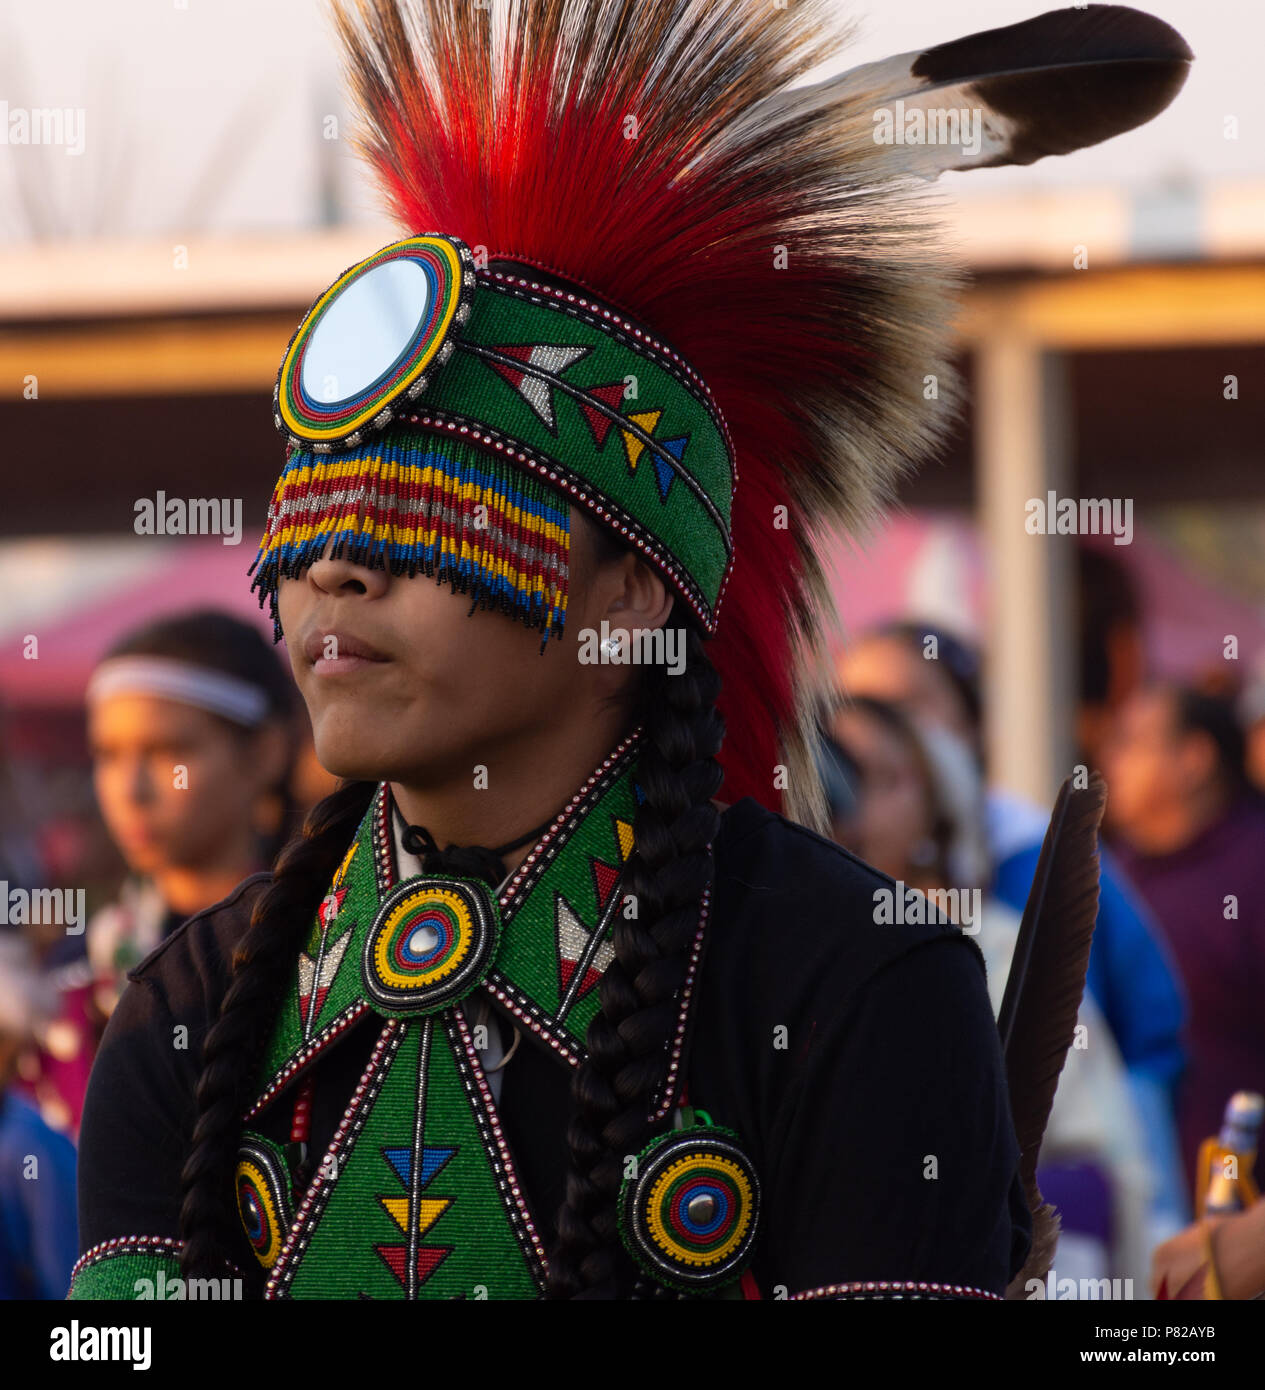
[618,1122,760,1294]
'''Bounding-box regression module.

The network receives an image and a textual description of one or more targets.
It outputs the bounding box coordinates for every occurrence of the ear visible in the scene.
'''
[605,551,674,634]
[746,4,1192,178]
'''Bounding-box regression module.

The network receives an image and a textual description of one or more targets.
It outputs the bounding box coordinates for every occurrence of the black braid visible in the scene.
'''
[178,778,376,1284]
[546,620,724,1298]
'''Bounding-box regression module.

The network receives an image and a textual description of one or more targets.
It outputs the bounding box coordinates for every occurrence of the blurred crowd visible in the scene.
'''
[816,547,1265,1297]
[1,544,1263,1297]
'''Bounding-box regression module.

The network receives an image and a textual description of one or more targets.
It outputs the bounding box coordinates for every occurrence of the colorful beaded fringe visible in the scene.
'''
[248,430,569,648]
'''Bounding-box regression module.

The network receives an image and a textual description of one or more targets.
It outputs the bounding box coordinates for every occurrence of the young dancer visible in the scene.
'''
[71,0,1191,1299]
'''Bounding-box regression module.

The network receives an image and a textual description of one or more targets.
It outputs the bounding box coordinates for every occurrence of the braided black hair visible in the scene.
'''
[546,617,723,1297]
[179,778,376,1283]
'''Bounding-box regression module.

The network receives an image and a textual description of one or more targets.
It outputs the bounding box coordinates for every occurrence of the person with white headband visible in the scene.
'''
[29,610,297,1138]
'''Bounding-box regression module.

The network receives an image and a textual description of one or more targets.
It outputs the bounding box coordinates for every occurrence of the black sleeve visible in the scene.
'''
[758,934,1031,1299]
[77,972,199,1253]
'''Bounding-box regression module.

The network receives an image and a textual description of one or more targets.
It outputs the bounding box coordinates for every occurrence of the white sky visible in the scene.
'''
[0,0,1259,242]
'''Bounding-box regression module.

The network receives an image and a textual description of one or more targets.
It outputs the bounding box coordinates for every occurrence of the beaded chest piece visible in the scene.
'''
[235,731,751,1298]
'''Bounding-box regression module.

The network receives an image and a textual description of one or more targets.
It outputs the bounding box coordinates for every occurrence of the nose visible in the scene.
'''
[122,752,154,806]
[305,544,391,601]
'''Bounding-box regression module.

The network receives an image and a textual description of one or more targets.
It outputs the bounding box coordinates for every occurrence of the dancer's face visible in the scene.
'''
[89,695,275,875]
[276,507,664,786]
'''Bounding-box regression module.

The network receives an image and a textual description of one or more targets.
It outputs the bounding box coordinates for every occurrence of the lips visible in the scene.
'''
[116,822,161,850]
[304,628,390,666]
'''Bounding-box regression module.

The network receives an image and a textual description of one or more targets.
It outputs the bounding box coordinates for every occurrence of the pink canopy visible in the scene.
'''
[1,537,283,709]
[821,513,1265,677]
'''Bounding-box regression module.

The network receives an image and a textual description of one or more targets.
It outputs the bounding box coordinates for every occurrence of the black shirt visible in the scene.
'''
[77,795,1031,1296]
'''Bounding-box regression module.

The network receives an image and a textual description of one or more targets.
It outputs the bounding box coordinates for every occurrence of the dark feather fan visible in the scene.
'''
[997,772,1109,1298]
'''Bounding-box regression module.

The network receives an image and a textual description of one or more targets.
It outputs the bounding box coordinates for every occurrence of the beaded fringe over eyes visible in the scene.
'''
[248,430,570,648]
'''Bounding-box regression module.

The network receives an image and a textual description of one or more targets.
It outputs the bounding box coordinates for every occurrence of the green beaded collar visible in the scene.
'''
[246,728,709,1126]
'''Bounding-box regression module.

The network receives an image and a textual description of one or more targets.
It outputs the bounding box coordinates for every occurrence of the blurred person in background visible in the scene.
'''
[1237,656,1265,801]
[0,704,47,899]
[1104,684,1265,1192]
[829,695,1156,1288]
[828,696,958,886]
[0,935,77,1298]
[838,620,1189,1237]
[811,723,863,848]
[21,610,298,1136]
[1077,547,1146,781]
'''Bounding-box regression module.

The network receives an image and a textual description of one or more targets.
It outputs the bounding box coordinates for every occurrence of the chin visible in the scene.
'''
[311,706,471,787]
[306,722,386,780]
[120,845,166,877]
[314,745,393,784]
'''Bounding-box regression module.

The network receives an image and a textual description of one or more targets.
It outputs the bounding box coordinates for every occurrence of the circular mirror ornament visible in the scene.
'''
[236,1137,295,1270]
[618,1125,760,1292]
[361,875,501,1017]
[274,233,477,451]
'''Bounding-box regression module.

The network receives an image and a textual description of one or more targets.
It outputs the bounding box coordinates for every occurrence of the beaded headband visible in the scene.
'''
[249,233,735,646]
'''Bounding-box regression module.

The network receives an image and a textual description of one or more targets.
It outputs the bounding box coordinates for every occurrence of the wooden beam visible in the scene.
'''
[0,318,294,398]
[976,338,1076,807]
[958,264,1265,349]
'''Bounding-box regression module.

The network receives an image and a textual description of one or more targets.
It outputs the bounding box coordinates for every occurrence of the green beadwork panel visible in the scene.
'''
[249,737,650,1300]
[280,1019,540,1299]
[491,762,640,1048]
